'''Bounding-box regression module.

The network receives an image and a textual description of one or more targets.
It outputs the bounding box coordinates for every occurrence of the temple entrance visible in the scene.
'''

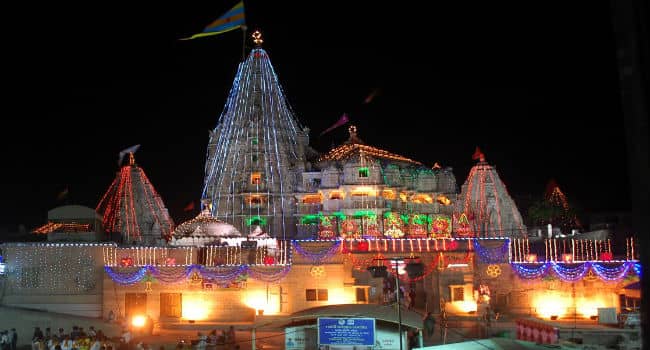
[125,293,147,319]
[160,293,182,318]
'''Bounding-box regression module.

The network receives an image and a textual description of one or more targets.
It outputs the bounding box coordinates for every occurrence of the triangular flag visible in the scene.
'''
[57,187,69,201]
[181,2,246,40]
[319,113,350,136]
[183,201,195,212]
[472,147,485,162]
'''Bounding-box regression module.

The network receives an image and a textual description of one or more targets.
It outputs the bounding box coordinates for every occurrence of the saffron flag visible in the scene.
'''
[363,88,381,104]
[57,187,69,201]
[182,2,246,40]
[472,146,485,162]
[183,201,195,212]
[319,113,350,136]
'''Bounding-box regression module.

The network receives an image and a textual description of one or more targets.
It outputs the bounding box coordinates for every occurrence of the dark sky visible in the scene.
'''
[2,1,630,229]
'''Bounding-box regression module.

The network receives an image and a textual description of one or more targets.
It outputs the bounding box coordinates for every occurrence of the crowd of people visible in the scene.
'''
[0,328,18,350]
[28,326,114,350]
[192,326,238,350]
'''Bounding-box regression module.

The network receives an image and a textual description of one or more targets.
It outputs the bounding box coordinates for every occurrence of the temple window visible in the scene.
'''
[358,167,369,178]
[302,194,323,204]
[252,154,258,162]
[330,191,344,200]
[251,138,258,145]
[411,194,433,204]
[306,289,328,301]
[450,286,465,302]
[436,194,451,206]
[248,195,263,205]
[251,172,262,185]
[382,190,396,200]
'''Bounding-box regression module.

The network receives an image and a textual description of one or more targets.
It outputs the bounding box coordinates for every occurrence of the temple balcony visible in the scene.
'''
[297,203,323,214]
[349,198,386,209]
[241,183,268,193]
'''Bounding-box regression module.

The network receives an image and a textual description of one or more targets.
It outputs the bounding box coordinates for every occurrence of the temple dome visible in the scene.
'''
[173,209,242,238]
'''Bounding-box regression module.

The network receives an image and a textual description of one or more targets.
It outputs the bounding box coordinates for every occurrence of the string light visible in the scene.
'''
[202,47,303,239]
[2,243,111,293]
[457,158,526,238]
[97,161,174,242]
[511,261,638,282]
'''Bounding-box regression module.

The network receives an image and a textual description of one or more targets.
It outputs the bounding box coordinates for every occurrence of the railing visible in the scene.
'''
[297,203,323,214]
[323,200,342,211]
[350,199,385,209]
[241,183,268,193]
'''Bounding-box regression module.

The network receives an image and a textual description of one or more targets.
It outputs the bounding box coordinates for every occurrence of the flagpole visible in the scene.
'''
[241,25,248,60]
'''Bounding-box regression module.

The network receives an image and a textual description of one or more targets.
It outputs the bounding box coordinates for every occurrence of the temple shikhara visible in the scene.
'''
[0,31,641,349]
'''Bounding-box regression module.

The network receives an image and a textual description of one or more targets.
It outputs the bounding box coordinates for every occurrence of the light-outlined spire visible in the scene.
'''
[202,46,307,238]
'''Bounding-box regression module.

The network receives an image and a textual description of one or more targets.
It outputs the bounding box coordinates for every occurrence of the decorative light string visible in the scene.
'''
[105,263,292,285]
[292,240,341,263]
[96,163,174,242]
[202,48,304,239]
[511,261,639,282]
[474,239,510,263]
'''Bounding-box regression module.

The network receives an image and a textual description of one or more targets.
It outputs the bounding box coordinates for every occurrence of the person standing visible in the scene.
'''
[423,312,436,338]
[9,329,17,350]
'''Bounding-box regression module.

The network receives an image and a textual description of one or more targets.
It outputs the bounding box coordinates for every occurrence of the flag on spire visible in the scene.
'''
[472,146,485,162]
[319,113,350,136]
[183,201,196,212]
[363,88,381,104]
[182,1,246,40]
[57,187,69,201]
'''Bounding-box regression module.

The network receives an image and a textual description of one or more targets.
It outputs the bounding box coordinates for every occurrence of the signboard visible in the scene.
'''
[318,317,375,346]
[285,326,317,350]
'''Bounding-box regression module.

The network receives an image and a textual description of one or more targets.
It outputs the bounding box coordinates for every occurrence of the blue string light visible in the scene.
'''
[551,262,590,282]
[106,261,295,285]
[473,239,510,263]
[511,262,550,279]
[104,266,148,285]
[202,48,304,238]
[292,240,341,263]
[591,262,631,281]
[633,262,642,277]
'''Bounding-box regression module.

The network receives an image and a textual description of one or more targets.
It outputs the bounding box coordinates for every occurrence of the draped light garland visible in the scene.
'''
[292,240,341,263]
[473,239,510,263]
[511,261,639,282]
[105,264,292,285]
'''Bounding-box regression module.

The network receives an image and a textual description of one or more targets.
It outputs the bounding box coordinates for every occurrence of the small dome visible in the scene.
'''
[173,209,242,238]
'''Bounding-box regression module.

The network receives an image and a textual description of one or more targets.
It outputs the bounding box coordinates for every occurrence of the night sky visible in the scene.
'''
[2,1,630,230]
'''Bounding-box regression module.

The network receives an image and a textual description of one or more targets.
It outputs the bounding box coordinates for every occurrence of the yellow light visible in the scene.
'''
[351,186,377,196]
[445,300,477,314]
[576,297,608,318]
[411,194,432,204]
[182,295,211,320]
[131,315,147,328]
[327,288,353,305]
[436,195,451,206]
[382,190,396,200]
[532,291,571,319]
[243,290,280,315]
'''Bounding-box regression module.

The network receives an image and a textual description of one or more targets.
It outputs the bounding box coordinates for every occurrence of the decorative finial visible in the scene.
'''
[129,152,135,166]
[348,125,357,138]
[472,146,486,163]
[252,30,263,46]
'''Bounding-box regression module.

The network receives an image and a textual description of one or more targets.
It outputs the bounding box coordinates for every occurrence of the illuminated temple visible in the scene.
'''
[0,35,641,347]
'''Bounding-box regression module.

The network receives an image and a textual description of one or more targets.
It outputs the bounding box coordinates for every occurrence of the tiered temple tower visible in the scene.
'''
[455,148,526,237]
[96,153,174,245]
[202,35,309,238]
